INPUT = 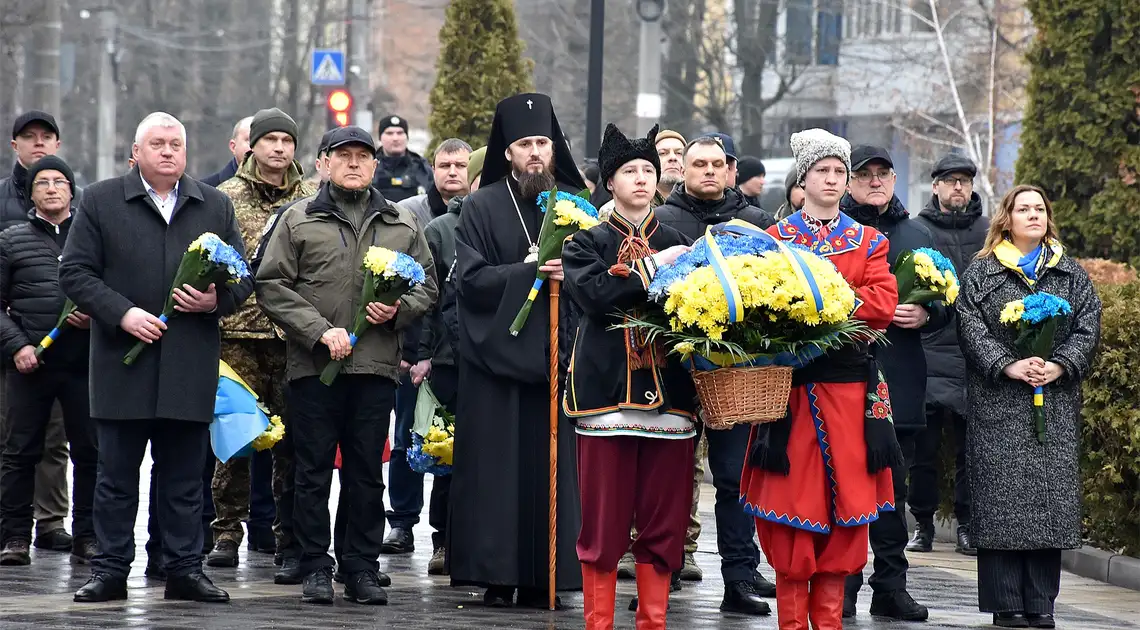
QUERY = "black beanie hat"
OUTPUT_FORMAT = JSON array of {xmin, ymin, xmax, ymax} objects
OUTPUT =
[
  {"xmin": 737, "ymin": 156, "xmax": 766, "ymax": 183},
  {"xmin": 598, "ymin": 123, "xmax": 661, "ymax": 187},
  {"xmin": 249, "ymin": 108, "xmax": 299, "ymax": 149},
  {"xmin": 379, "ymin": 115, "xmax": 408, "ymax": 135},
  {"xmin": 25, "ymin": 155, "xmax": 75, "ymax": 199}
]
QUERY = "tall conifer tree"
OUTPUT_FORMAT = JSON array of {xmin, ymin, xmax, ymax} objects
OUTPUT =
[
  {"xmin": 427, "ymin": 0, "xmax": 535, "ymax": 156},
  {"xmin": 1016, "ymin": 0, "xmax": 1140, "ymax": 266}
]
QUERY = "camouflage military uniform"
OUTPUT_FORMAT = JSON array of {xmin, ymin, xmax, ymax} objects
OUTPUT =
[{"xmin": 212, "ymin": 156, "xmax": 316, "ymax": 549}]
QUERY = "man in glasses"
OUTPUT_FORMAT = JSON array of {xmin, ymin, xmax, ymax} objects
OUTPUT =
[
  {"xmin": 0, "ymin": 156, "xmax": 98, "ymax": 567},
  {"xmin": 839, "ymin": 145, "xmax": 950, "ymax": 622},
  {"xmin": 907, "ymin": 155, "xmax": 988, "ymax": 558}
]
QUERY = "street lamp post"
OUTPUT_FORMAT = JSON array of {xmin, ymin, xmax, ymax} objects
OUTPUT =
[
  {"xmin": 585, "ymin": 0, "xmax": 605, "ymax": 158},
  {"xmin": 635, "ymin": 0, "xmax": 665, "ymax": 137}
]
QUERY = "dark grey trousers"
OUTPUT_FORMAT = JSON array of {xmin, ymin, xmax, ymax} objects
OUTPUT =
[{"xmin": 977, "ymin": 548, "xmax": 1062, "ymax": 614}]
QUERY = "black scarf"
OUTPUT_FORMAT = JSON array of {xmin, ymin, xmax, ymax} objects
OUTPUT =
[
  {"xmin": 427, "ymin": 184, "xmax": 448, "ymax": 217},
  {"xmin": 748, "ymin": 345, "xmax": 904, "ymax": 475}
]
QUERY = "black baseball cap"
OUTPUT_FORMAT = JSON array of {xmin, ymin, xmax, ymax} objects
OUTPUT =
[
  {"xmin": 325, "ymin": 126, "xmax": 376, "ymax": 155},
  {"xmin": 12, "ymin": 110, "xmax": 60, "ymax": 139},
  {"xmin": 700, "ymin": 132, "xmax": 737, "ymax": 161},
  {"xmin": 851, "ymin": 145, "xmax": 894, "ymax": 171},
  {"xmin": 317, "ymin": 129, "xmax": 337, "ymax": 156}
]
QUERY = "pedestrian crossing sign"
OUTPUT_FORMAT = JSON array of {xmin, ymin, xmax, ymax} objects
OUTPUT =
[{"xmin": 311, "ymin": 49, "xmax": 346, "ymax": 86}]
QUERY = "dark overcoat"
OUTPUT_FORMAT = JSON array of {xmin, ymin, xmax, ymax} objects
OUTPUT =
[
  {"xmin": 957, "ymin": 253, "xmax": 1101, "ymax": 550},
  {"xmin": 59, "ymin": 168, "xmax": 252, "ymax": 423}
]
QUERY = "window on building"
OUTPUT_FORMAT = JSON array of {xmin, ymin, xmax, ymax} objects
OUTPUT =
[
  {"xmin": 816, "ymin": 0, "xmax": 842, "ymax": 65},
  {"xmin": 786, "ymin": 0, "xmax": 814, "ymax": 65},
  {"xmin": 911, "ymin": 0, "xmax": 935, "ymax": 32}
]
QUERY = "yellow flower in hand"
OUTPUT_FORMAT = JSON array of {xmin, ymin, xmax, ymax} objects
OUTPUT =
[{"xmin": 1000, "ymin": 300, "xmax": 1025, "ymax": 325}]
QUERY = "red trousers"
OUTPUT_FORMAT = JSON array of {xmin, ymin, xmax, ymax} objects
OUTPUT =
[
  {"xmin": 757, "ymin": 519, "xmax": 869, "ymax": 581},
  {"xmin": 576, "ymin": 434, "xmax": 694, "ymax": 574}
]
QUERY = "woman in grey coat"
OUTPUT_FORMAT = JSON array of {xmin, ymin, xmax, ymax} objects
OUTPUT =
[{"xmin": 957, "ymin": 184, "xmax": 1101, "ymax": 629}]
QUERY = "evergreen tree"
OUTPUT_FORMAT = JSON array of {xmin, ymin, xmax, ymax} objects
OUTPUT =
[
  {"xmin": 1015, "ymin": 0, "xmax": 1140, "ymax": 267},
  {"xmin": 427, "ymin": 0, "xmax": 535, "ymax": 157}
]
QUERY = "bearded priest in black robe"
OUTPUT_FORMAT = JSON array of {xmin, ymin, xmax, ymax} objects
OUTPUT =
[{"xmin": 448, "ymin": 93, "xmax": 586, "ymax": 608}]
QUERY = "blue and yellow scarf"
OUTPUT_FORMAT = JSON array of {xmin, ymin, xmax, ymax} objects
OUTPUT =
[{"xmin": 993, "ymin": 238, "xmax": 1063, "ymax": 286}]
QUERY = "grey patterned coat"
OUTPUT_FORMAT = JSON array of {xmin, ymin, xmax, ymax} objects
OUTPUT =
[{"xmin": 957, "ymin": 253, "xmax": 1101, "ymax": 550}]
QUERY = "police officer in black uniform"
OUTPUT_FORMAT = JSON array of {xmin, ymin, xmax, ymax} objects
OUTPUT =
[{"xmin": 370, "ymin": 115, "xmax": 432, "ymax": 204}]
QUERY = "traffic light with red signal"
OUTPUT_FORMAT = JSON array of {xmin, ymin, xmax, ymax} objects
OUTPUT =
[{"xmin": 327, "ymin": 89, "xmax": 352, "ymax": 128}]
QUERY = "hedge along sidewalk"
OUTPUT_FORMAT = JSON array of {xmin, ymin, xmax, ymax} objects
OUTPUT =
[{"xmin": 916, "ymin": 513, "xmax": 1140, "ymax": 593}]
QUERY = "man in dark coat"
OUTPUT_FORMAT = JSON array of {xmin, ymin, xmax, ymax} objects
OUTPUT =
[
  {"xmin": 449, "ymin": 93, "xmax": 584, "ymax": 608},
  {"xmin": 371, "ymin": 115, "xmax": 433, "ymax": 203},
  {"xmin": 839, "ymin": 145, "xmax": 950, "ymax": 622},
  {"xmin": 198, "ymin": 116, "xmax": 252, "ymax": 188},
  {"xmin": 906, "ymin": 154, "xmax": 989, "ymax": 556},
  {"xmin": 0, "ymin": 156, "xmax": 97, "ymax": 567},
  {"xmin": 654, "ymin": 135, "xmax": 775, "ymax": 617},
  {"xmin": 60, "ymin": 112, "xmax": 252, "ymax": 604},
  {"xmin": 0, "ymin": 111, "xmax": 77, "ymax": 554}
]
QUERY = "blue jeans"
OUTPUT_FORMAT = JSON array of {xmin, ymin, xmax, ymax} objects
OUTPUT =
[
  {"xmin": 705, "ymin": 423, "xmax": 761, "ymax": 584},
  {"xmin": 386, "ymin": 373, "xmax": 424, "ymax": 530}
]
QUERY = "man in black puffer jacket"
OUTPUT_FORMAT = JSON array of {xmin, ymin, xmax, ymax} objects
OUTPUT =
[
  {"xmin": 839, "ymin": 146, "xmax": 950, "ymax": 623},
  {"xmin": 654, "ymin": 135, "xmax": 775, "ymax": 618},
  {"xmin": 0, "ymin": 156, "xmax": 97, "ymax": 567},
  {"xmin": 906, "ymin": 154, "xmax": 989, "ymax": 557}
]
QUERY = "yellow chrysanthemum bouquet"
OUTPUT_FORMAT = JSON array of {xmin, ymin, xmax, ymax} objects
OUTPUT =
[
  {"xmin": 409, "ymin": 381, "xmax": 454, "ymax": 475},
  {"xmin": 508, "ymin": 188, "xmax": 599, "ymax": 335},
  {"xmin": 319, "ymin": 246, "xmax": 426, "ymax": 385},
  {"xmin": 623, "ymin": 220, "xmax": 880, "ymax": 426}
]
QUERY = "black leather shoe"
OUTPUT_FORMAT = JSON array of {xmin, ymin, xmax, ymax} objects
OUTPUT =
[
  {"xmin": 164, "ymin": 571, "xmax": 230, "ymax": 602},
  {"xmin": 377, "ymin": 570, "xmax": 392, "ymax": 587},
  {"xmin": 870, "ymin": 589, "xmax": 929, "ymax": 621},
  {"xmin": 993, "ymin": 612, "xmax": 1030, "ymax": 627},
  {"xmin": 483, "ymin": 585, "xmax": 515, "ymax": 608},
  {"xmin": 0, "ymin": 539, "xmax": 31, "ymax": 565},
  {"xmin": 302, "ymin": 566, "xmax": 335, "ymax": 604},
  {"xmin": 906, "ymin": 523, "xmax": 934, "ymax": 553},
  {"xmin": 956, "ymin": 524, "xmax": 977, "ymax": 556},
  {"xmin": 274, "ymin": 556, "xmax": 302, "ymax": 585},
  {"xmin": 74, "ymin": 573, "xmax": 128, "ymax": 602},
  {"xmin": 247, "ymin": 525, "xmax": 276, "ymax": 554},
  {"xmin": 1026, "ymin": 613, "xmax": 1055, "ymax": 628},
  {"xmin": 71, "ymin": 538, "xmax": 98, "ymax": 564},
  {"xmin": 752, "ymin": 571, "xmax": 777, "ymax": 597},
  {"xmin": 843, "ymin": 592, "xmax": 857, "ymax": 618},
  {"xmin": 343, "ymin": 570, "xmax": 389, "ymax": 605},
  {"xmin": 34, "ymin": 528, "xmax": 73, "ymax": 551},
  {"xmin": 517, "ymin": 588, "xmax": 563, "ymax": 610},
  {"xmin": 380, "ymin": 527, "xmax": 414, "ymax": 554},
  {"xmin": 720, "ymin": 580, "xmax": 772, "ymax": 616}
]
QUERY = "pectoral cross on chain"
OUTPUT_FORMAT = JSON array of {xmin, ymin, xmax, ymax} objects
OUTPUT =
[{"xmin": 526, "ymin": 99, "xmax": 533, "ymax": 110}]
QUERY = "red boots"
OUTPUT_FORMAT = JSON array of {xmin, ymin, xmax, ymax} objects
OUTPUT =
[
  {"xmin": 581, "ymin": 563, "xmax": 618, "ymax": 630},
  {"xmin": 775, "ymin": 572, "xmax": 845, "ymax": 629},
  {"xmin": 634, "ymin": 563, "xmax": 671, "ymax": 629},
  {"xmin": 808, "ymin": 573, "xmax": 846, "ymax": 630},
  {"xmin": 775, "ymin": 573, "xmax": 811, "ymax": 630}
]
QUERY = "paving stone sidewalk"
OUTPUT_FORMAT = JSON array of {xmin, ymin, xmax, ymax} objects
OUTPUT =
[{"xmin": 1, "ymin": 458, "xmax": 1137, "ymax": 629}]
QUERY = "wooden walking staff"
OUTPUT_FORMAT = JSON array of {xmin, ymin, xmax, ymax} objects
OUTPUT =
[{"xmin": 547, "ymin": 279, "xmax": 560, "ymax": 611}]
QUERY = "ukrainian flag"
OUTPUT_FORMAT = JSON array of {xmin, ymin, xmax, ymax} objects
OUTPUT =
[{"xmin": 211, "ymin": 360, "xmax": 270, "ymax": 463}]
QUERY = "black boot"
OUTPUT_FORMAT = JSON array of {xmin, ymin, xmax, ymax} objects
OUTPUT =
[
  {"xmin": 955, "ymin": 524, "xmax": 977, "ymax": 556},
  {"xmin": 1026, "ymin": 613, "xmax": 1055, "ymax": 628},
  {"xmin": 34, "ymin": 529, "xmax": 73, "ymax": 551},
  {"xmin": 206, "ymin": 540, "xmax": 239, "ymax": 567},
  {"xmin": 165, "ymin": 571, "xmax": 230, "ymax": 602},
  {"xmin": 275, "ymin": 556, "xmax": 303, "ymax": 585},
  {"xmin": 343, "ymin": 570, "xmax": 389, "ymax": 605},
  {"xmin": 720, "ymin": 580, "xmax": 772, "ymax": 616},
  {"xmin": 301, "ymin": 566, "xmax": 335, "ymax": 604},
  {"xmin": 869, "ymin": 589, "xmax": 929, "ymax": 621},
  {"xmin": 905, "ymin": 522, "xmax": 934, "ymax": 553},
  {"xmin": 0, "ymin": 539, "xmax": 31, "ymax": 566},
  {"xmin": 483, "ymin": 585, "xmax": 515, "ymax": 608},
  {"xmin": 380, "ymin": 527, "xmax": 414, "ymax": 554},
  {"xmin": 74, "ymin": 573, "xmax": 128, "ymax": 602},
  {"xmin": 71, "ymin": 538, "xmax": 98, "ymax": 565}
]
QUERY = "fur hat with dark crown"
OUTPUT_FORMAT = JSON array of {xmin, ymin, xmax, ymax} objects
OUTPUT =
[{"xmin": 598, "ymin": 123, "xmax": 661, "ymax": 186}]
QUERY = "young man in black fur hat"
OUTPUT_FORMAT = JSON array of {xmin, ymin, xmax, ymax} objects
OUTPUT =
[{"xmin": 562, "ymin": 123, "xmax": 694, "ymax": 629}]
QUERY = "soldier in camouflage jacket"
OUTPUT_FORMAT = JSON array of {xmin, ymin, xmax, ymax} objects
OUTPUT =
[{"xmin": 206, "ymin": 108, "xmax": 317, "ymax": 570}]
